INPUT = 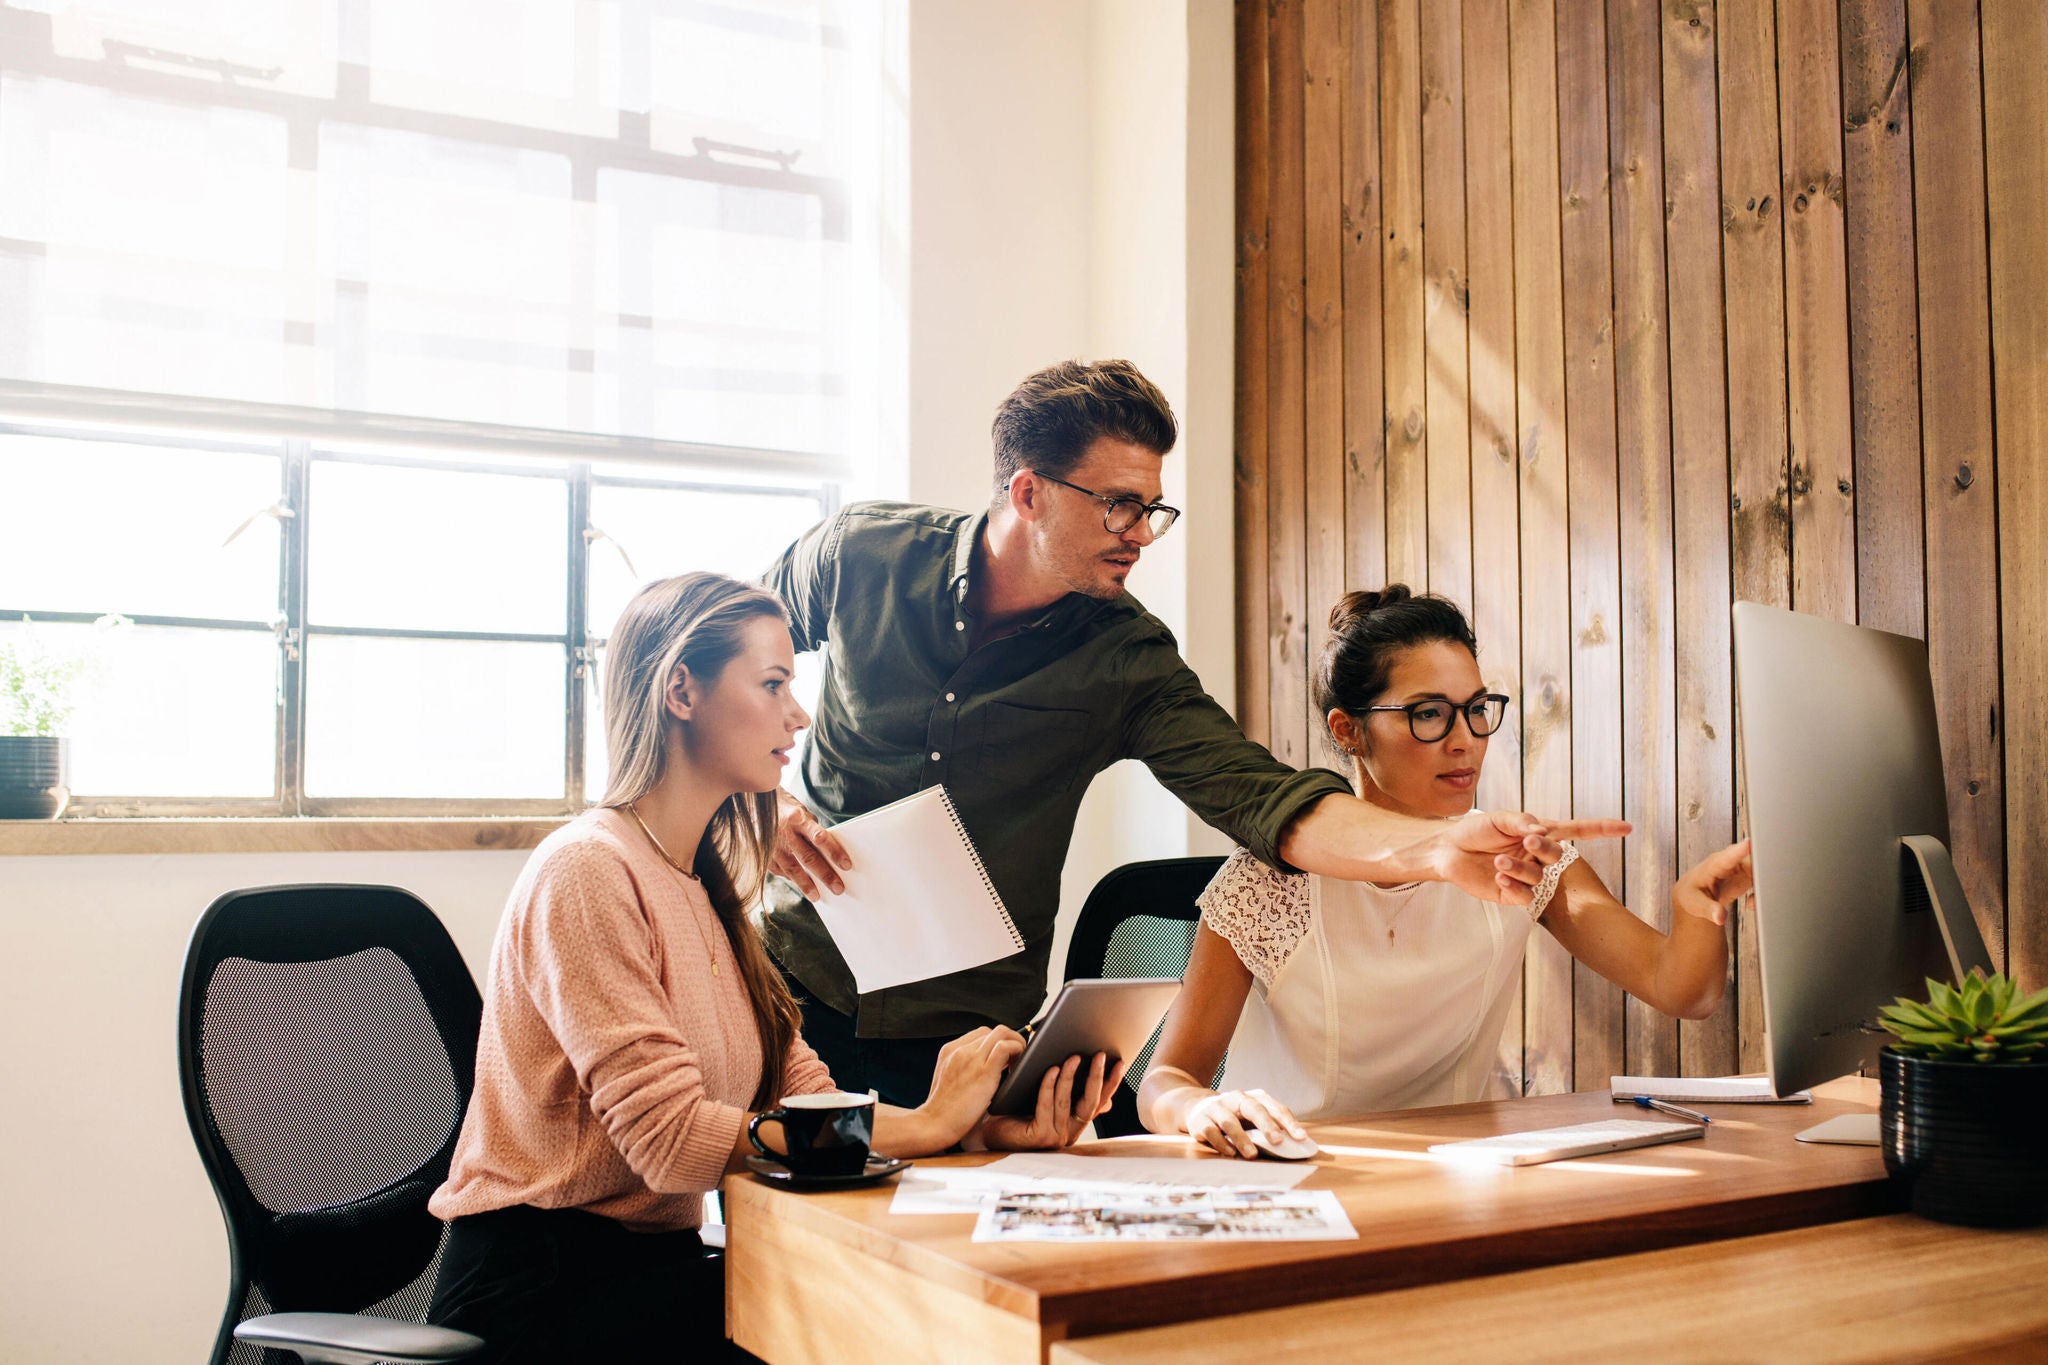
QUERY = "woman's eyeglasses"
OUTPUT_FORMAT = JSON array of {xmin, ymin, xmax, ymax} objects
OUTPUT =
[{"xmin": 1362, "ymin": 693, "xmax": 1511, "ymax": 743}]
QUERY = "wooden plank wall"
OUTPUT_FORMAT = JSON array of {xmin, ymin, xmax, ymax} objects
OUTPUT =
[{"xmin": 1234, "ymin": 0, "xmax": 2040, "ymax": 1090}]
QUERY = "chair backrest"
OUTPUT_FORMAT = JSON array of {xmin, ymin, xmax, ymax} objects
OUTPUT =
[
  {"xmin": 1062, "ymin": 856, "xmax": 1226, "ymax": 1138},
  {"xmin": 179, "ymin": 885, "xmax": 483, "ymax": 1365}
]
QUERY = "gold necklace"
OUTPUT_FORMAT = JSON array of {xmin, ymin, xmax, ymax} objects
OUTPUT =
[
  {"xmin": 1383, "ymin": 893, "xmax": 1417, "ymax": 942},
  {"xmin": 626, "ymin": 803, "xmax": 721, "ymax": 976}
]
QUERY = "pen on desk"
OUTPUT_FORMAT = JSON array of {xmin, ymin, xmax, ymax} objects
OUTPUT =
[{"xmin": 1616, "ymin": 1095, "xmax": 1711, "ymax": 1125}]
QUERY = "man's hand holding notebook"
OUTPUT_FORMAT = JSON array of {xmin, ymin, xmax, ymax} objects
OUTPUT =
[{"xmin": 808, "ymin": 785, "xmax": 1025, "ymax": 992}]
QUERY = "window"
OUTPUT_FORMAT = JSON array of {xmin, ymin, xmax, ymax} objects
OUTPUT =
[
  {"xmin": 0, "ymin": 0, "xmax": 896, "ymax": 816},
  {"xmin": 0, "ymin": 0, "xmax": 886, "ymax": 461},
  {"xmin": 0, "ymin": 423, "xmax": 832, "ymax": 816}
]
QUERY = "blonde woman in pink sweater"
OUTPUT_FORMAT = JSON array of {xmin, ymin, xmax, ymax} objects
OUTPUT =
[{"xmin": 428, "ymin": 572, "xmax": 1116, "ymax": 1363}]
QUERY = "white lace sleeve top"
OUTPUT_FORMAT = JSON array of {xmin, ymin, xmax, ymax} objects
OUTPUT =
[
  {"xmin": 1196, "ymin": 848, "xmax": 1312, "ymax": 988},
  {"xmin": 1192, "ymin": 846, "xmax": 1537, "ymax": 1119}
]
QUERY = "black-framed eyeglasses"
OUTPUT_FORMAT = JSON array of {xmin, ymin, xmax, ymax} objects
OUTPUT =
[
  {"xmin": 1362, "ymin": 693, "xmax": 1511, "ymax": 743},
  {"xmin": 1024, "ymin": 470, "xmax": 1182, "ymax": 537}
]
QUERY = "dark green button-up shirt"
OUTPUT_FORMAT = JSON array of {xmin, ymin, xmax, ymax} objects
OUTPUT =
[{"xmin": 759, "ymin": 501, "xmax": 1351, "ymax": 1038}]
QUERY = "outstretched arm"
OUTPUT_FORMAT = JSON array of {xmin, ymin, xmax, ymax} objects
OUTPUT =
[
  {"xmin": 1278, "ymin": 794, "xmax": 1634, "ymax": 907},
  {"xmin": 1537, "ymin": 838, "xmax": 1752, "ymax": 1021}
]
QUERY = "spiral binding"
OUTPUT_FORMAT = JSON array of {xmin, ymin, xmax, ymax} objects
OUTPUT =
[{"xmin": 937, "ymin": 785, "xmax": 1024, "ymax": 950}]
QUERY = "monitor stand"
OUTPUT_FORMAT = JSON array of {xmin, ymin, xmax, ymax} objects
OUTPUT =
[
  {"xmin": 1795, "ymin": 1113, "xmax": 1880, "ymax": 1144},
  {"xmin": 1900, "ymin": 835, "xmax": 1995, "ymax": 981},
  {"xmin": 1793, "ymin": 836, "xmax": 1992, "ymax": 1146}
]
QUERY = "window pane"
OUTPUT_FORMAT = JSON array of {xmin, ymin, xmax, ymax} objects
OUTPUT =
[
  {"xmin": 364, "ymin": 0, "xmax": 614, "ymax": 135},
  {"xmin": 586, "ymin": 484, "xmax": 823, "ymax": 636},
  {"xmin": 303, "ymin": 635, "xmax": 565, "ymax": 798},
  {"xmin": 594, "ymin": 169, "xmax": 848, "ymax": 455},
  {"xmin": 319, "ymin": 125, "xmax": 579, "ymax": 429},
  {"xmin": 307, "ymin": 459, "xmax": 568, "ymax": 635},
  {"xmin": 0, "ymin": 618, "xmax": 277, "ymax": 798},
  {"xmin": 0, "ymin": 437, "xmax": 281, "ymax": 621}
]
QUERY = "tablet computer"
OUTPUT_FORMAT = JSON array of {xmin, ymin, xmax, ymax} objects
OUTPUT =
[{"xmin": 987, "ymin": 977, "xmax": 1182, "ymax": 1117}]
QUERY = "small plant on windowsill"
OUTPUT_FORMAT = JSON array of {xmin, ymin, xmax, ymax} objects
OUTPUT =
[
  {"xmin": 0, "ymin": 617, "xmax": 96, "ymax": 820},
  {"xmin": 1877, "ymin": 969, "xmax": 2048, "ymax": 1228}
]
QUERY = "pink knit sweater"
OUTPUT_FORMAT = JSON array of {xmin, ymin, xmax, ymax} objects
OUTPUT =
[{"xmin": 430, "ymin": 807, "xmax": 833, "ymax": 1231}]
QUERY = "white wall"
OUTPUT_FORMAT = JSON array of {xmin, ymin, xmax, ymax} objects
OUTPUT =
[
  {"xmin": 0, "ymin": 5, "xmax": 1236, "ymax": 1360},
  {"xmin": 1057, "ymin": 0, "xmax": 1239, "ymax": 972},
  {"xmin": 902, "ymin": 0, "xmax": 1236, "ymax": 982},
  {"xmin": 0, "ymin": 852, "xmax": 525, "ymax": 1364}
]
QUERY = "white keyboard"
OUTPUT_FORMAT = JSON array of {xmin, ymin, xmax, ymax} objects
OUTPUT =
[{"xmin": 1427, "ymin": 1118, "xmax": 1705, "ymax": 1166}]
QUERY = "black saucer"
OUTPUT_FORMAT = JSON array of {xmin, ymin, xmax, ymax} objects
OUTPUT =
[{"xmin": 745, "ymin": 1153, "xmax": 912, "ymax": 1189}]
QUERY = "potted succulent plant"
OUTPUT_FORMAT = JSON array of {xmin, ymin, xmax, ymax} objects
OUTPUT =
[
  {"xmin": 1878, "ymin": 969, "xmax": 2048, "ymax": 1228},
  {"xmin": 0, "ymin": 619, "xmax": 89, "ymax": 820}
]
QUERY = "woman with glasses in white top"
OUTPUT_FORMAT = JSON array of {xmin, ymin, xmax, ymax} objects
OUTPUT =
[{"xmin": 1138, "ymin": 586, "xmax": 1754, "ymax": 1157}]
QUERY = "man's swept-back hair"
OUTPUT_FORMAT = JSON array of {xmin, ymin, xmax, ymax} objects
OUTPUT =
[
  {"xmin": 990, "ymin": 359, "xmax": 1179, "ymax": 496},
  {"xmin": 598, "ymin": 571, "xmax": 803, "ymax": 1108}
]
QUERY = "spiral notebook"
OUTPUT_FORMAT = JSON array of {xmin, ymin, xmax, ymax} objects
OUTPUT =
[
  {"xmin": 1609, "ymin": 1074, "xmax": 1813, "ymax": 1104},
  {"xmin": 809, "ymin": 784, "xmax": 1025, "ymax": 993}
]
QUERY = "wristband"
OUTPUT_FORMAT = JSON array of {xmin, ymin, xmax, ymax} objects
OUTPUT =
[{"xmin": 1526, "ymin": 842, "xmax": 1580, "ymax": 923}]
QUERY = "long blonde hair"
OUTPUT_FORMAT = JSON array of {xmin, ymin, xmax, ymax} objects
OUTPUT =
[{"xmin": 600, "ymin": 571, "xmax": 803, "ymax": 1108}]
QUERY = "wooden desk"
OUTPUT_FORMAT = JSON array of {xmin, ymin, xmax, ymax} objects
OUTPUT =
[
  {"xmin": 1048, "ymin": 1214, "xmax": 2048, "ymax": 1364},
  {"xmin": 725, "ymin": 1079, "xmax": 1893, "ymax": 1365}
]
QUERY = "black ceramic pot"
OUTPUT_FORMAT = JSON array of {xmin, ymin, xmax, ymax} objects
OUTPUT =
[
  {"xmin": 0, "ymin": 735, "xmax": 69, "ymax": 819},
  {"xmin": 1880, "ymin": 1047, "xmax": 2048, "ymax": 1228}
]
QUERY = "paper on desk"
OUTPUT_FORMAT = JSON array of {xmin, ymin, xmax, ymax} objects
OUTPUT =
[
  {"xmin": 1610, "ymin": 1074, "xmax": 1813, "ymax": 1104},
  {"xmin": 984, "ymin": 1152, "xmax": 1315, "ymax": 1188},
  {"xmin": 972, "ymin": 1187, "xmax": 1356, "ymax": 1244},
  {"xmin": 888, "ymin": 1152, "xmax": 1312, "ymax": 1216}
]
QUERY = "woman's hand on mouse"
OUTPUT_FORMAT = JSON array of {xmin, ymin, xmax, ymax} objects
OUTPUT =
[{"xmin": 1184, "ymin": 1088, "xmax": 1307, "ymax": 1158}]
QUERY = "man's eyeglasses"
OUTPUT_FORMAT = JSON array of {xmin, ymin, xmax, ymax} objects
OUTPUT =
[
  {"xmin": 1361, "ymin": 693, "xmax": 1511, "ymax": 743},
  {"xmin": 1024, "ymin": 470, "xmax": 1182, "ymax": 538}
]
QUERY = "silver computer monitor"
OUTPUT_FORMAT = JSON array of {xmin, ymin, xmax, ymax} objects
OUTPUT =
[{"xmin": 1732, "ymin": 601, "xmax": 1994, "ymax": 1097}]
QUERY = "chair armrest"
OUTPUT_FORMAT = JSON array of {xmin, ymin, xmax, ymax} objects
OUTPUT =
[{"xmin": 233, "ymin": 1312, "xmax": 483, "ymax": 1364}]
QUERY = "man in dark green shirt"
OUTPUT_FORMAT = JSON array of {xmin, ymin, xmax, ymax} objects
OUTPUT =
[{"xmin": 760, "ymin": 360, "xmax": 1624, "ymax": 1105}]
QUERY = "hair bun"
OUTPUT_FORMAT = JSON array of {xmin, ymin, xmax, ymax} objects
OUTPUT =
[{"xmin": 1328, "ymin": 584, "xmax": 1414, "ymax": 633}]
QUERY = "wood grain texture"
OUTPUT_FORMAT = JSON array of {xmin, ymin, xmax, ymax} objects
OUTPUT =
[
  {"xmin": 1234, "ymin": 0, "xmax": 1272, "ymax": 749},
  {"xmin": 1051, "ymin": 1216, "xmax": 2048, "ymax": 1365},
  {"xmin": 1840, "ymin": 0, "xmax": 1926, "ymax": 641},
  {"xmin": 1907, "ymin": 0, "xmax": 2006, "ymax": 969},
  {"xmin": 1462, "ymin": 0, "xmax": 1525, "ymax": 1087},
  {"xmin": 1342, "ymin": 0, "xmax": 1388, "ymax": 596},
  {"xmin": 1716, "ymin": 0, "xmax": 1791, "ymax": 1076},
  {"xmin": 1420, "ymin": 0, "xmax": 1472, "ymax": 613},
  {"xmin": 1381, "ymin": 0, "xmax": 1428, "ymax": 588},
  {"xmin": 1556, "ymin": 0, "xmax": 1624, "ymax": 1089},
  {"xmin": 1509, "ymin": 0, "xmax": 1575, "ymax": 1098},
  {"xmin": 728, "ymin": 1081, "xmax": 1891, "ymax": 1361},
  {"xmin": 1660, "ymin": 0, "xmax": 1731, "ymax": 1078},
  {"xmin": 1304, "ymin": 0, "xmax": 1349, "ymax": 743},
  {"xmin": 1606, "ymin": 0, "xmax": 1682, "ymax": 1081},
  {"xmin": 1267, "ymin": 0, "xmax": 1311, "ymax": 769},
  {"xmin": 728, "ymin": 1200, "xmax": 1050, "ymax": 1365},
  {"xmin": 1778, "ymin": 0, "xmax": 1857, "ymax": 624},
  {"xmin": 1982, "ymin": 0, "xmax": 2048, "ymax": 990},
  {"xmin": 1236, "ymin": 0, "xmax": 2040, "ymax": 1073}
]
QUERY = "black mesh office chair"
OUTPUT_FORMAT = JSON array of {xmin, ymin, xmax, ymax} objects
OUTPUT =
[
  {"xmin": 1062, "ymin": 856, "xmax": 1227, "ymax": 1138},
  {"xmin": 178, "ymin": 884, "xmax": 487, "ymax": 1365}
]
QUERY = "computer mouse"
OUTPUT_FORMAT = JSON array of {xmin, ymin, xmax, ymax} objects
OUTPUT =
[{"xmin": 1246, "ymin": 1128, "xmax": 1319, "ymax": 1161}]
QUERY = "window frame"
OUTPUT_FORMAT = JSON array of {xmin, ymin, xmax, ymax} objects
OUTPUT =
[{"xmin": 0, "ymin": 415, "xmax": 836, "ymax": 819}]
